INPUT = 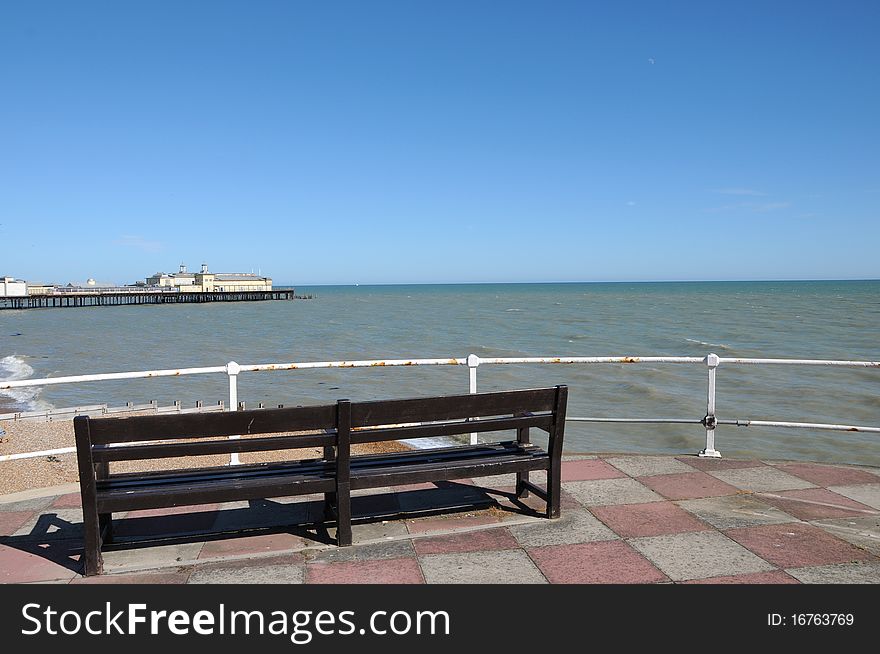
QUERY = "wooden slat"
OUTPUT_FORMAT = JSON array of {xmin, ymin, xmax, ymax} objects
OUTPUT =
[
  {"xmin": 349, "ymin": 413, "xmax": 552, "ymax": 444},
  {"xmin": 92, "ymin": 432, "xmax": 335, "ymax": 462},
  {"xmin": 350, "ymin": 387, "xmax": 558, "ymax": 427},
  {"xmin": 350, "ymin": 454, "xmax": 550, "ymax": 490},
  {"xmin": 88, "ymin": 404, "xmax": 337, "ymax": 444},
  {"xmin": 97, "ymin": 475, "xmax": 335, "ymax": 513},
  {"xmin": 349, "ymin": 441, "xmax": 539, "ymax": 468},
  {"xmin": 546, "ymin": 385, "xmax": 568, "ymax": 518},
  {"xmin": 98, "ymin": 458, "xmax": 332, "ymax": 491}
]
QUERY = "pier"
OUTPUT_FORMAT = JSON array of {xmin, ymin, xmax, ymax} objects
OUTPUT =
[{"xmin": 0, "ymin": 288, "xmax": 307, "ymax": 310}]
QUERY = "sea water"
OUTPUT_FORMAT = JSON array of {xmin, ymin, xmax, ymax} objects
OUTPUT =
[{"xmin": 1, "ymin": 281, "xmax": 878, "ymax": 465}]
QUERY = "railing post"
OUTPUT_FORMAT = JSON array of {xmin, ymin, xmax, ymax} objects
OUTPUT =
[
  {"xmin": 226, "ymin": 361, "xmax": 241, "ymax": 465},
  {"xmin": 700, "ymin": 353, "xmax": 722, "ymax": 458},
  {"xmin": 467, "ymin": 354, "xmax": 480, "ymax": 444}
]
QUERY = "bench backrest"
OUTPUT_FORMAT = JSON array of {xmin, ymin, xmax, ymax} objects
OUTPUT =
[
  {"xmin": 74, "ymin": 404, "xmax": 339, "ymax": 464},
  {"xmin": 73, "ymin": 385, "xmax": 567, "ymax": 477}
]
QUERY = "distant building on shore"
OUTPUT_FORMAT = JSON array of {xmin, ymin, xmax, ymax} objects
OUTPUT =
[
  {"xmin": 0, "ymin": 276, "xmax": 27, "ymax": 297},
  {"xmin": 144, "ymin": 263, "xmax": 272, "ymax": 292}
]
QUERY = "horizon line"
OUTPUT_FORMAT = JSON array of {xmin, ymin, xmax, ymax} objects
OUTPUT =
[{"xmin": 282, "ymin": 277, "xmax": 880, "ymax": 287}]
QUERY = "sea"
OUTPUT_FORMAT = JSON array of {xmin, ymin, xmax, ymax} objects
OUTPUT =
[{"xmin": 1, "ymin": 281, "xmax": 878, "ymax": 466}]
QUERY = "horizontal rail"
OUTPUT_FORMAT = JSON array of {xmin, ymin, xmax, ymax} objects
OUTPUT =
[
  {"xmin": 2, "ymin": 353, "xmax": 878, "ymax": 466},
  {"xmin": 476, "ymin": 356, "xmax": 705, "ymax": 365},
  {"xmin": 5, "ymin": 355, "xmax": 879, "ymax": 392},
  {"xmin": 719, "ymin": 419, "xmax": 880, "ymax": 433},
  {"xmin": 719, "ymin": 358, "xmax": 880, "ymax": 367},
  {"xmin": 0, "ymin": 447, "xmax": 76, "ymax": 461},
  {"xmin": 241, "ymin": 358, "xmax": 465, "ymax": 372},
  {"xmin": 568, "ymin": 417, "xmax": 703, "ymax": 424},
  {"xmin": 1, "ymin": 365, "xmax": 227, "ymax": 389}
]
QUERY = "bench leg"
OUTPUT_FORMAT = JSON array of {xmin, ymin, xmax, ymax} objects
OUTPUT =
[
  {"xmin": 516, "ymin": 471, "xmax": 530, "ymax": 498},
  {"xmin": 81, "ymin": 504, "xmax": 104, "ymax": 576},
  {"xmin": 335, "ymin": 483, "xmax": 352, "ymax": 547},
  {"xmin": 546, "ymin": 461, "xmax": 561, "ymax": 519}
]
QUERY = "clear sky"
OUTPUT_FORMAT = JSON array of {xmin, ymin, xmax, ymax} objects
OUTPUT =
[{"xmin": 1, "ymin": 1, "xmax": 878, "ymax": 285}]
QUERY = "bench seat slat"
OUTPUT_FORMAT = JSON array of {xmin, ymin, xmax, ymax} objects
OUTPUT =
[
  {"xmin": 98, "ymin": 458, "xmax": 331, "ymax": 490},
  {"xmin": 350, "ymin": 452, "xmax": 549, "ymax": 490},
  {"xmin": 97, "ymin": 475, "xmax": 335, "ymax": 513},
  {"xmin": 98, "ymin": 442, "xmax": 542, "ymax": 491}
]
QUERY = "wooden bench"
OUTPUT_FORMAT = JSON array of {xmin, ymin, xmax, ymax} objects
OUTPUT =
[{"xmin": 74, "ymin": 385, "xmax": 568, "ymax": 576}]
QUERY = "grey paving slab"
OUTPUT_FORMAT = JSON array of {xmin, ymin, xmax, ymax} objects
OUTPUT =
[
  {"xmin": 811, "ymin": 514, "xmax": 880, "ymax": 556},
  {"xmin": 509, "ymin": 509, "xmax": 617, "ymax": 547},
  {"xmin": 311, "ymin": 538, "xmax": 414, "ymax": 563},
  {"xmin": 826, "ymin": 484, "xmax": 880, "ymax": 510},
  {"xmin": 677, "ymin": 495, "xmax": 798, "ymax": 530},
  {"xmin": 630, "ymin": 531, "xmax": 775, "ymax": 581},
  {"xmin": 606, "ymin": 456, "xmax": 695, "ymax": 477},
  {"xmin": 786, "ymin": 561, "xmax": 880, "ymax": 584},
  {"xmin": 471, "ymin": 470, "xmax": 547, "ymax": 488},
  {"xmin": 13, "ymin": 509, "xmax": 84, "ymax": 541},
  {"xmin": 709, "ymin": 467, "xmax": 816, "ymax": 493},
  {"xmin": 102, "ymin": 542, "xmax": 204, "ymax": 573},
  {"xmin": 419, "ymin": 549, "xmax": 547, "ymax": 584},
  {"xmin": 563, "ymin": 478, "xmax": 664, "ymax": 507},
  {"xmin": 0, "ymin": 496, "xmax": 54, "ymax": 513},
  {"xmin": 188, "ymin": 563, "xmax": 305, "ymax": 584}
]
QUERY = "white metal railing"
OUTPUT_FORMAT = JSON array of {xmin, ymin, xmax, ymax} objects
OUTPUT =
[{"xmin": 1, "ymin": 353, "xmax": 878, "ymax": 464}]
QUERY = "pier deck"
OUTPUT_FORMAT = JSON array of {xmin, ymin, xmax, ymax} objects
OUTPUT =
[
  {"xmin": 1, "ymin": 454, "xmax": 878, "ymax": 584},
  {"xmin": 0, "ymin": 289, "xmax": 302, "ymax": 310}
]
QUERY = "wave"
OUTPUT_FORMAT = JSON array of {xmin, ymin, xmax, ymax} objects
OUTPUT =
[
  {"xmin": 0, "ymin": 355, "xmax": 53, "ymax": 412},
  {"xmin": 684, "ymin": 338, "xmax": 731, "ymax": 350}
]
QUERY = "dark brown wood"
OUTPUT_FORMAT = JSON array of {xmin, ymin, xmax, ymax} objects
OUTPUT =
[
  {"xmin": 88, "ymin": 404, "xmax": 337, "ymax": 444},
  {"xmin": 73, "ymin": 416, "xmax": 103, "ymax": 576},
  {"xmin": 349, "ymin": 413, "xmax": 552, "ymax": 444},
  {"xmin": 351, "ymin": 388, "xmax": 557, "ymax": 427},
  {"xmin": 92, "ymin": 432, "xmax": 334, "ymax": 462},
  {"xmin": 335, "ymin": 400, "xmax": 352, "ymax": 546},
  {"xmin": 73, "ymin": 386, "xmax": 568, "ymax": 575},
  {"xmin": 546, "ymin": 385, "xmax": 568, "ymax": 519},
  {"xmin": 516, "ymin": 411, "xmax": 532, "ymax": 498}
]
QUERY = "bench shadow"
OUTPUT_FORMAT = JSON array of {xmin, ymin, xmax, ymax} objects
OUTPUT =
[
  {"xmin": 0, "ymin": 482, "xmax": 544, "ymax": 573},
  {"xmin": 0, "ymin": 512, "xmax": 87, "ymax": 574}
]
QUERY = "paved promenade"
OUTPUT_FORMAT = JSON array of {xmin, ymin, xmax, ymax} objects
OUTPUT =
[{"xmin": 1, "ymin": 454, "xmax": 879, "ymax": 584}]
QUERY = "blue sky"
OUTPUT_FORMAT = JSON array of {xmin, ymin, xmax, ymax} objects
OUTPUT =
[{"xmin": 1, "ymin": 1, "xmax": 878, "ymax": 285}]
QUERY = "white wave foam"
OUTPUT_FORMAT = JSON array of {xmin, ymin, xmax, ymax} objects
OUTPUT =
[
  {"xmin": 684, "ymin": 338, "xmax": 731, "ymax": 350},
  {"xmin": 0, "ymin": 355, "xmax": 53, "ymax": 411}
]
